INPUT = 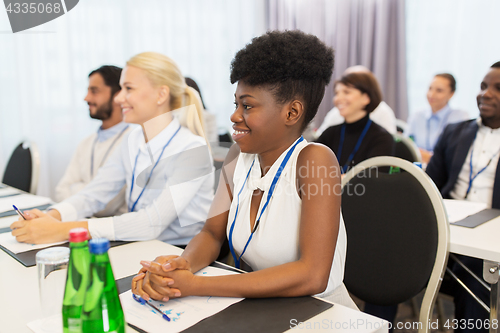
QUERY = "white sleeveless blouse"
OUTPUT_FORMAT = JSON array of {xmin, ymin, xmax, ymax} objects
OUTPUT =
[{"xmin": 227, "ymin": 138, "xmax": 347, "ymax": 297}]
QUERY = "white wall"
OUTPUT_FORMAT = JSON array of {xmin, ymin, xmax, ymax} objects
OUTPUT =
[
  {"xmin": 406, "ymin": 0, "xmax": 500, "ymax": 119},
  {"xmin": 0, "ymin": 0, "xmax": 266, "ymax": 198}
]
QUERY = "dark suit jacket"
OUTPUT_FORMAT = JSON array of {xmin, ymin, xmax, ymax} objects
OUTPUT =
[{"xmin": 426, "ymin": 119, "xmax": 500, "ymax": 209}]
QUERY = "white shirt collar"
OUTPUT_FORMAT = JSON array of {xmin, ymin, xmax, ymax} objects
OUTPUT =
[
  {"xmin": 477, "ymin": 117, "xmax": 500, "ymax": 133},
  {"xmin": 427, "ymin": 104, "xmax": 451, "ymax": 120},
  {"xmin": 97, "ymin": 121, "xmax": 129, "ymax": 143}
]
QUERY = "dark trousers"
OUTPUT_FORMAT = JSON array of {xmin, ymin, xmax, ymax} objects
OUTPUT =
[{"xmin": 364, "ymin": 303, "xmax": 397, "ymax": 332}]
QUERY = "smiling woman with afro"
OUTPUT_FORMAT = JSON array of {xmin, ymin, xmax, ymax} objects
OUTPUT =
[{"xmin": 132, "ymin": 30, "xmax": 357, "ymax": 311}]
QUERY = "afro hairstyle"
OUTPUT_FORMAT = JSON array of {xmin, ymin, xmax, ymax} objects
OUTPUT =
[{"xmin": 230, "ymin": 30, "xmax": 334, "ymax": 131}]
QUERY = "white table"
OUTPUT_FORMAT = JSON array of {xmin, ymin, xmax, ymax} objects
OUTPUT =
[{"xmin": 0, "ymin": 233, "xmax": 387, "ymax": 333}]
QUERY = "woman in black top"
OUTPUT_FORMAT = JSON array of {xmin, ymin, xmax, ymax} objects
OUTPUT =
[{"xmin": 316, "ymin": 72, "xmax": 394, "ymax": 172}]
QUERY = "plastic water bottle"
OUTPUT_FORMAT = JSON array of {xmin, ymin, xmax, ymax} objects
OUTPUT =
[
  {"xmin": 81, "ymin": 238, "xmax": 125, "ymax": 333},
  {"xmin": 62, "ymin": 228, "xmax": 90, "ymax": 333}
]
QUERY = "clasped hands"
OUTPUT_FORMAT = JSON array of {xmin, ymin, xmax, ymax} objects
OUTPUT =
[
  {"xmin": 10, "ymin": 209, "xmax": 65, "ymax": 244},
  {"xmin": 132, "ymin": 255, "xmax": 197, "ymax": 302}
]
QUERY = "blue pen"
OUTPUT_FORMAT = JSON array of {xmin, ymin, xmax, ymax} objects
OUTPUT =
[
  {"xmin": 132, "ymin": 294, "xmax": 171, "ymax": 321},
  {"xmin": 12, "ymin": 205, "xmax": 26, "ymax": 220}
]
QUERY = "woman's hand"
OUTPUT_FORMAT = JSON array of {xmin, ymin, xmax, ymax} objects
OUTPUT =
[
  {"xmin": 132, "ymin": 255, "xmax": 191, "ymax": 301},
  {"xmin": 150, "ymin": 255, "xmax": 191, "ymax": 272},
  {"xmin": 141, "ymin": 261, "xmax": 199, "ymax": 299},
  {"xmin": 10, "ymin": 209, "xmax": 68, "ymax": 244},
  {"xmin": 419, "ymin": 148, "xmax": 433, "ymax": 164}
]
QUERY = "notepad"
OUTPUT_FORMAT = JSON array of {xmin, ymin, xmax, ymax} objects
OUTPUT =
[
  {"xmin": 0, "ymin": 194, "xmax": 52, "ymax": 214},
  {"xmin": 0, "ymin": 187, "xmax": 22, "ymax": 198},
  {"xmin": 0, "ymin": 215, "xmax": 20, "ymax": 229},
  {"xmin": 119, "ymin": 266, "xmax": 244, "ymax": 333},
  {"xmin": 0, "ymin": 231, "xmax": 67, "ymax": 254},
  {"xmin": 27, "ymin": 314, "xmax": 63, "ymax": 333},
  {"xmin": 443, "ymin": 199, "xmax": 488, "ymax": 223}
]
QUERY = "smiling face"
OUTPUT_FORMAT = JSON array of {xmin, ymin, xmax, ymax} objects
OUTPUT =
[
  {"xmin": 427, "ymin": 76, "xmax": 454, "ymax": 113},
  {"xmin": 231, "ymin": 81, "xmax": 301, "ymax": 154},
  {"xmin": 477, "ymin": 67, "xmax": 500, "ymax": 129},
  {"xmin": 84, "ymin": 73, "xmax": 113, "ymax": 120},
  {"xmin": 333, "ymin": 83, "xmax": 370, "ymax": 123},
  {"xmin": 114, "ymin": 65, "xmax": 167, "ymax": 125}
]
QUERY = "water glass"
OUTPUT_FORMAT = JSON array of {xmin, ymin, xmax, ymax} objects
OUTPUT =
[{"xmin": 36, "ymin": 247, "xmax": 70, "ymax": 332}]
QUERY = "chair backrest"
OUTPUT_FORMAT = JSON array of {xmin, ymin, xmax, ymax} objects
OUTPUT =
[
  {"xmin": 212, "ymin": 143, "xmax": 231, "ymax": 192},
  {"xmin": 395, "ymin": 119, "xmax": 408, "ymax": 134},
  {"xmin": 341, "ymin": 156, "xmax": 449, "ymax": 333},
  {"xmin": 218, "ymin": 127, "xmax": 234, "ymax": 144},
  {"xmin": 394, "ymin": 133, "xmax": 422, "ymax": 163},
  {"xmin": 2, "ymin": 142, "xmax": 40, "ymax": 194}
]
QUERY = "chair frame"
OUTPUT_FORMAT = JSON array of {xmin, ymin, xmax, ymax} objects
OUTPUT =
[
  {"xmin": 394, "ymin": 132, "xmax": 423, "ymax": 163},
  {"xmin": 28, "ymin": 141, "xmax": 40, "ymax": 194},
  {"xmin": 342, "ymin": 156, "xmax": 450, "ymax": 333},
  {"xmin": 395, "ymin": 118, "xmax": 408, "ymax": 133}
]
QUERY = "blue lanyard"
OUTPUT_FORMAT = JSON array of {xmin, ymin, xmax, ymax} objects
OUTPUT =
[
  {"xmin": 128, "ymin": 125, "xmax": 181, "ymax": 212},
  {"xmin": 228, "ymin": 137, "xmax": 304, "ymax": 269},
  {"xmin": 337, "ymin": 119, "xmax": 372, "ymax": 173},
  {"xmin": 465, "ymin": 133, "xmax": 500, "ymax": 199},
  {"xmin": 91, "ymin": 125, "xmax": 129, "ymax": 177}
]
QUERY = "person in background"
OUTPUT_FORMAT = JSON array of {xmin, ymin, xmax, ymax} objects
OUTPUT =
[
  {"xmin": 316, "ymin": 72, "xmax": 394, "ymax": 173},
  {"xmin": 185, "ymin": 77, "xmax": 218, "ymax": 145},
  {"xmin": 426, "ymin": 62, "xmax": 500, "ymax": 333},
  {"xmin": 55, "ymin": 66, "xmax": 132, "ymax": 217},
  {"xmin": 406, "ymin": 73, "xmax": 469, "ymax": 164},
  {"xmin": 132, "ymin": 30, "xmax": 357, "ymax": 309},
  {"xmin": 316, "ymin": 65, "xmax": 397, "ymax": 136},
  {"xmin": 11, "ymin": 52, "xmax": 214, "ymax": 246}
]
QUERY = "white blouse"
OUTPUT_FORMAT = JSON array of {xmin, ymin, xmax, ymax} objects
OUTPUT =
[
  {"xmin": 227, "ymin": 137, "xmax": 347, "ymax": 297},
  {"xmin": 52, "ymin": 118, "xmax": 214, "ymax": 245}
]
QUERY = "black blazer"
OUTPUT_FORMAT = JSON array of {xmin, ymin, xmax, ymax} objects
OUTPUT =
[{"xmin": 426, "ymin": 119, "xmax": 500, "ymax": 209}]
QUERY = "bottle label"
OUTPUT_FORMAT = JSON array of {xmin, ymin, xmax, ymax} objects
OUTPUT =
[{"xmin": 67, "ymin": 318, "xmax": 81, "ymax": 332}]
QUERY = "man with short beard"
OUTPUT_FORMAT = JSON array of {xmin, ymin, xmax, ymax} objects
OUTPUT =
[
  {"xmin": 55, "ymin": 65, "xmax": 131, "ymax": 217},
  {"xmin": 426, "ymin": 62, "xmax": 500, "ymax": 333}
]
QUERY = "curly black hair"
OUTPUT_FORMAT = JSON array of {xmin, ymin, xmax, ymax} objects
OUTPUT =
[{"xmin": 230, "ymin": 30, "xmax": 334, "ymax": 131}]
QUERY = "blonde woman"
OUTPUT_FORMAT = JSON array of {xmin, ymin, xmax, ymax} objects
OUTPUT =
[{"xmin": 11, "ymin": 52, "xmax": 214, "ymax": 246}]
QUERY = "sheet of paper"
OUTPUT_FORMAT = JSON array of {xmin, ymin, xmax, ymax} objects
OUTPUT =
[
  {"xmin": 0, "ymin": 187, "xmax": 22, "ymax": 198},
  {"xmin": 0, "ymin": 215, "xmax": 19, "ymax": 229},
  {"xmin": 0, "ymin": 193, "xmax": 52, "ymax": 213},
  {"xmin": 0, "ymin": 231, "xmax": 67, "ymax": 254},
  {"xmin": 26, "ymin": 314, "xmax": 63, "ymax": 333},
  {"xmin": 27, "ymin": 314, "xmax": 137, "ymax": 333},
  {"xmin": 120, "ymin": 265, "xmax": 244, "ymax": 333},
  {"xmin": 443, "ymin": 199, "xmax": 488, "ymax": 223}
]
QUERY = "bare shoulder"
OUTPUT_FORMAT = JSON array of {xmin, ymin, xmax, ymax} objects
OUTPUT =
[
  {"xmin": 297, "ymin": 142, "xmax": 338, "ymax": 168},
  {"xmin": 296, "ymin": 143, "xmax": 340, "ymax": 189}
]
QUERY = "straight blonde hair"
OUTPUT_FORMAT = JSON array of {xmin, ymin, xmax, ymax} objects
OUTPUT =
[{"xmin": 126, "ymin": 52, "xmax": 205, "ymax": 138}]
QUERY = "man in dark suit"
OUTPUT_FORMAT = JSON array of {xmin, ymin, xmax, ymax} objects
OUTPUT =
[{"xmin": 426, "ymin": 62, "xmax": 500, "ymax": 332}]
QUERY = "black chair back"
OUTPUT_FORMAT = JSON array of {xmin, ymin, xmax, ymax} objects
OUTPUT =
[
  {"xmin": 395, "ymin": 140, "xmax": 417, "ymax": 162},
  {"xmin": 342, "ymin": 170, "xmax": 438, "ymax": 305},
  {"xmin": 2, "ymin": 143, "xmax": 33, "ymax": 192},
  {"xmin": 393, "ymin": 134, "xmax": 422, "ymax": 163}
]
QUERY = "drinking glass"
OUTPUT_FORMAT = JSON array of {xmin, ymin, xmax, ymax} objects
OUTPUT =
[{"xmin": 36, "ymin": 247, "xmax": 70, "ymax": 332}]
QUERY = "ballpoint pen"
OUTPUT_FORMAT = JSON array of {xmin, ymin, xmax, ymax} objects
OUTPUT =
[
  {"xmin": 132, "ymin": 294, "xmax": 171, "ymax": 321},
  {"xmin": 12, "ymin": 205, "xmax": 26, "ymax": 220}
]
